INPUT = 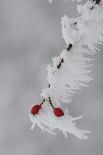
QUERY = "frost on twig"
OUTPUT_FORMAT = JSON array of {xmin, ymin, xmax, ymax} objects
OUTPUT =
[
  {"xmin": 41, "ymin": 44, "xmax": 92, "ymax": 105},
  {"xmin": 41, "ymin": 0, "xmax": 103, "ymax": 104},
  {"xmin": 30, "ymin": 0, "xmax": 103, "ymax": 139}
]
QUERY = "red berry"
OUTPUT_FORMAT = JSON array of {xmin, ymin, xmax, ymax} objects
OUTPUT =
[
  {"xmin": 31, "ymin": 104, "xmax": 41, "ymax": 115},
  {"xmin": 54, "ymin": 108, "xmax": 64, "ymax": 117}
]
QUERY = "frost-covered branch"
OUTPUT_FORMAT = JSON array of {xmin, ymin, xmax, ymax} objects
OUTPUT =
[{"xmin": 29, "ymin": 0, "xmax": 103, "ymax": 139}]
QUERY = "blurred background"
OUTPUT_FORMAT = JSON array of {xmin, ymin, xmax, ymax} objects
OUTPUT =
[{"xmin": 0, "ymin": 0, "xmax": 103, "ymax": 155}]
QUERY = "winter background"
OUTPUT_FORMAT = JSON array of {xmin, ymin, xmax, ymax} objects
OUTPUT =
[{"xmin": 0, "ymin": 0, "xmax": 103, "ymax": 155}]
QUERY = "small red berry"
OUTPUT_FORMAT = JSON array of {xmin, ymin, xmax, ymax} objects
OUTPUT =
[
  {"xmin": 54, "ymin": 108, "xmax": 64, "ymax": 117},
  {"xmin": 31, "ymin": 104, "xmax": 41, "ymax": 115}
]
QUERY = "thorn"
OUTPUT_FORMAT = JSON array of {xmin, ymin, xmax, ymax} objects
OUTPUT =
[
  {"xmin": 73, "ymin": 22, "xmax": 77, "ymax": 25},
  {"xmin": 67, "ymin": 44, "xmax": 72, "ymax": 52},
  {"xmin": 90, "ymin": 6, "xmax": 94, "ymax": 10},
  {"xmin": 57, "ymin": 62, "xmax": 61, "ymax": 69},
  {"xmin": 43, "ymin": 99, "xmax": 45, "ymax": 102}
]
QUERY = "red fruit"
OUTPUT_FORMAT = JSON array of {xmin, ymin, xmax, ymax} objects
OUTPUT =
[
  {"xmin": 54, "ymin": 108, "xmax": 64, "ymax": 117},
  {"xmin": 31, "ymin": 104, "xmax": 41, "ymax": 115}
]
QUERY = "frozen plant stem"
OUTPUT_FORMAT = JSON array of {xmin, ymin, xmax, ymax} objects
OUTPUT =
[{"xmin": 29, "ymin": 0, "xmax": 103, "ymax": 139}]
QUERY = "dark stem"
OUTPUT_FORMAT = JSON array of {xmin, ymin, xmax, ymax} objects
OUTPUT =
[
  {"xmin": 49, "ymin": 97, "xmax": 55, "ymax": 109},
  {"xmin": 40, "ymin": 99, "xmax": 45, "ymax": 106}
]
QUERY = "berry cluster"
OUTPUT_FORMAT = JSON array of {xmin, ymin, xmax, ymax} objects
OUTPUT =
[{"xmin": 31, "ymin": 97, "xmax": 64, "ymax": 117}]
